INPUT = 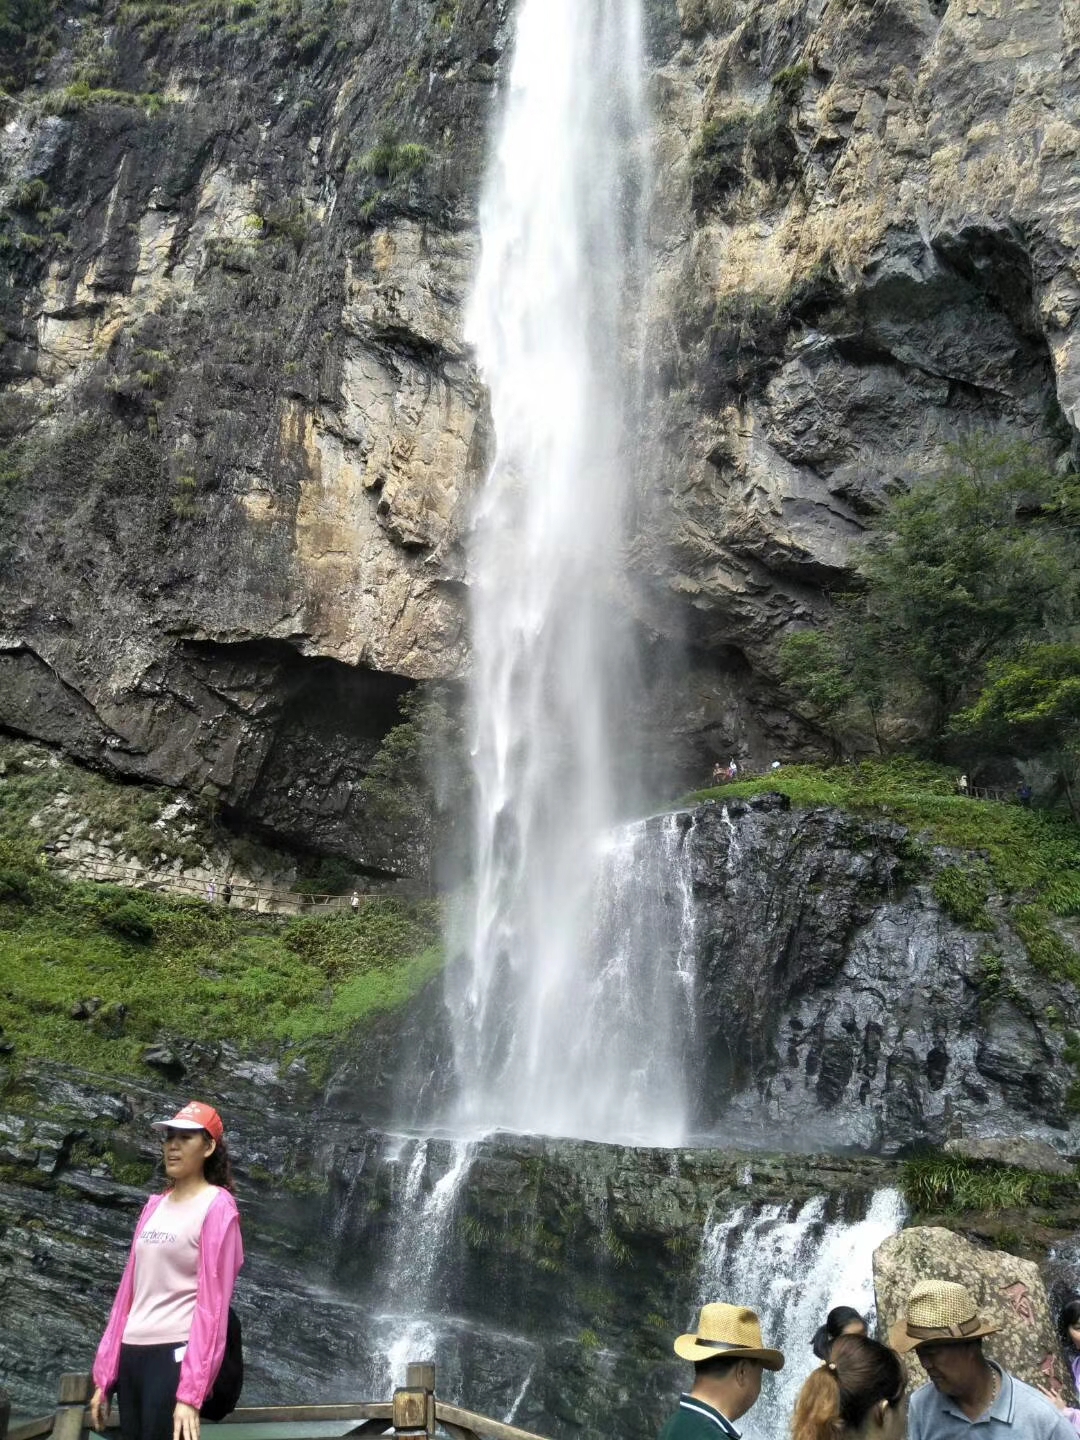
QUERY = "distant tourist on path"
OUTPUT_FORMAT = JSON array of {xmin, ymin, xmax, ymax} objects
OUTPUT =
[
  {"xmin": 892, "ymin": 1278, "xmax": 1074, "ymax": 1439},
  {"xmin": 350, "ymin": 890, "xmax": 360, "ymax": 915},
  {"xmin": 727, "ymin": 758, "xmax": 739, "ymax": 781},
  {"xmin": 1017, "ymin": 783, "xmax": 1033, "ymax": 808},
  {"xmin": 657, "ymin": 1302, "xmax": 784, "ymax": 1440},
  {"xmin": 793, "ymin": 1332, "xmax": 907, "ymax": 1440},
  {"xmin": 205, "ymin": 880, "xmax": 216, "ymax": 904},
  {"xmin": 90, "ymin": 1100, "xmax": 244, "ymax": 1440},
  {"xmin": 1038, "ymin": 1299, "xmax": 1080, "ymax": 1431},
  {"xmin": 771, "ymin": 760, "xmax": 782, "ymax": 772},
  {"xmin": 811, "ymin": 1305, "xmax": 867, "ymax": 1361},
  {"xmin": 957, "ymin": 775, "xmax": 969, "ymax": 797},
  {"xmin": 712, "ymin": 762, "xmax": 726, "ymax": 786},
  {"xmin": 222, "ymin": 881, "xmax": 232, "ymax": 907}
]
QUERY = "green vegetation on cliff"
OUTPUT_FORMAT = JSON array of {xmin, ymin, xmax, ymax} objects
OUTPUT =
[
  {"xmin": 776, "ymin": 438, "xmax": 1080, "ymax": 792},
  {"xmin": 686, "ymin": 757, "xmax": 1080, "ymax": 980},
  {"xmin": 0, "ymin": 845, "xmax": 441, "ymax": 1078}
]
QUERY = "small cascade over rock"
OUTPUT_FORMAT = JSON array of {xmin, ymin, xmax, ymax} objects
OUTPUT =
[{"xmin": 697, "ymin": 1189, "xmax": 907, "ymax": 1440}]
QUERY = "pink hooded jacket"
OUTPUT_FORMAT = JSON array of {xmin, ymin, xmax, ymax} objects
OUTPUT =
[{"xmin": 93, "ymin": 1188, "xmax": 243, "ymax": 1408}]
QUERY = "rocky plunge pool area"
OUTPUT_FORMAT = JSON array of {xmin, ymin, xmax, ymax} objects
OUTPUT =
[
  {"xmin": 0, "ymin": 1051, "xmax": 909, "ymax": 1440},
  {"xmin": 6, "ymin": 791, "xmax": 1080, "ymax": 1438}
]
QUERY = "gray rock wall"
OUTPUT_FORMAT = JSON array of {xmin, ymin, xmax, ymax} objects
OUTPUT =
[
  {"xmin": 685, "ymin": 796, "xmax": 1080, "ymax": 1153},
  {"xmin": 3, "ymin": 0, "xmax": 1079, "ymax": 826}
]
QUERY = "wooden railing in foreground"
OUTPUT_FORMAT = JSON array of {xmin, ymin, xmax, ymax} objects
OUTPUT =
[{"xmin": 3, "ymin": 1365, "xmax": 550, "ymax": 1440}]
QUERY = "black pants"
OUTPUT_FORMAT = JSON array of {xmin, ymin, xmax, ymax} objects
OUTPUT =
[{"xmin": 117, "ymin": 1342, "xmax": 183, "ymax": 1440}]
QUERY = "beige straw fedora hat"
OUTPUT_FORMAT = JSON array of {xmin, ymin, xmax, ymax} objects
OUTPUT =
[
  {"xmin": 889, "ymin": 1279, "xmax": 1001, "ymax": 1354},
  {"xmin": 674, "ymin": 1303, "xmax": 785, "ymax": 1371}
]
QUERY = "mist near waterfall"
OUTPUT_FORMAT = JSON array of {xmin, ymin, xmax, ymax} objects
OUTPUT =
[{"xmin": 446, "ymin": 0, "xmax": 696, "ymax": 1146}]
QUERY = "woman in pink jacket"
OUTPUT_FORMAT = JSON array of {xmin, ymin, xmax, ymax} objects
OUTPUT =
[{"xmin": 89, "ymin": 1101, "xmax": 244, "ymax": 1440}]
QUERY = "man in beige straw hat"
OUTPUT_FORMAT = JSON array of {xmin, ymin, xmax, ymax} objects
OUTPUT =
[
  {"xmin": 891, "ymin": 1278, "xmax": 1073, "ymax": 1438},
  {"xmin": 658, "ymin": 1302, "xmax": 784, "ymax": 1440}
]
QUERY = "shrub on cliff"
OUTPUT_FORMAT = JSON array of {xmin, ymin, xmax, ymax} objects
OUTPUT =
[
  {"xmin": 100, "ymin": 901, "xmax": 156, "ymax": 944},
  {"xmin": 778, "ymin": 436, "xmax": 1078, "ymax": 747}
]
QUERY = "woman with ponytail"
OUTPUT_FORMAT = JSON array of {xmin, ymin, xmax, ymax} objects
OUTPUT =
[
  {"xmin": 89, "ymin": 1101, "xmax": 243, "ymax": 1440},
  {"xmin": 792, "ymin": 1334, "xmax": 908, "ymax": 1440}
]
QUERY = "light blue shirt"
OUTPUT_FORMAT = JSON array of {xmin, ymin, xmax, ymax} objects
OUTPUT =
[{"xmin": 909, "ymin": 1362, "xmax": 1075, "ymax": 1440}]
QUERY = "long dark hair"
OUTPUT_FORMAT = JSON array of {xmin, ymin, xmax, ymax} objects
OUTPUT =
[
  {"xmin": 793, "ymin": 1335, "xmax": 906, "ymax": 1440},
  {"xmin": 811, "ymin": 1306, "xmax": 866, "ymax": 1362},
  {"xmin": 1059, "ymin": 1300, "xmax": 1080, "ymax": 1350},
  {"xmin": 204, "ymin": 1134, "xmax": 235, "ymax": 1193}
]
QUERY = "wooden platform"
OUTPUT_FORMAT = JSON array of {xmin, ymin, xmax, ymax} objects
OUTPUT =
[{"xmin": 2, "ymin": 1365, "xmax": 549, "ymax": 1440}]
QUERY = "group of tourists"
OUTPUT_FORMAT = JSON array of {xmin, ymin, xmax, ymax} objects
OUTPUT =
[
  {"xmin": 661, "ymin": 1286, "xmax": 1080, "ymax": 1440},
  {"xmin": 84, "ymin": 1096, "xmax": 1080, "ymax": 1440}
]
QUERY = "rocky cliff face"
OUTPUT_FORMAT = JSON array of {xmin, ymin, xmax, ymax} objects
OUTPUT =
[
  {"xmin": 637, "ymin": 0, "xmax": 1079, "ymax": 683},
  {"xmin": 3, "ymin": 0, "xmax": 1077, "ymax": 843},
  {"xmin": 0, "ymin": 0, "xmax": 505, "ymax": 868},
  {"xmin": 687, "ymin": 794, "xmax": 1080, "ymax": 1152}
]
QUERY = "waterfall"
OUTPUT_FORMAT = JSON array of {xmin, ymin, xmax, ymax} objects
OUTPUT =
[
  {"xmin": 451, "ymin": 0, "xmax": 675, "ymax": 1144},
  {"xmin": 369, "ymin": 1138, "xmax": 474, "ymax": 1392},
  {"xmin": 697, "ymin": 1189, "xmax": 907, "ymax": 1440}
]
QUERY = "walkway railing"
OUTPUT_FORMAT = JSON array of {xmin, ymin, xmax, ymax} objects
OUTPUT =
[
  {"xmin": 3, "ymin": 1364, "xmax": 548, "ymax": 1440},
  {"xmin": 706, "ymin": 767, "xmax": 1020, "ymax": 806},
  {"xmin": 47, "ymin": 857, "xmax": 369, "ymax": 916}
]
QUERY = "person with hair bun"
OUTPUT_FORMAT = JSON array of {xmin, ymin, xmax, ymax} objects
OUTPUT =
[
  {"xmin": 811, "ymin": 1307, "xmax": 868, "ymax": 1362},
  {"xmin": 792, "ymin": 1334, "xmax": 908, "ymax": 1440},
  {"xmin": 89, "ymin": 1101, "xmax": 243, "ymax": 1440}
]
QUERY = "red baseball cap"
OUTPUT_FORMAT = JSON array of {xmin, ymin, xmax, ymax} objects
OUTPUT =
[{"xmin": 152, "ymin": 1100, "xmax": 224, "ymax": 1142}]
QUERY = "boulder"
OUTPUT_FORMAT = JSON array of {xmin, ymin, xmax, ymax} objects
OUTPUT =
[
  {"xmin": 874, "ymin": 1226, "xmax": 1071, "ymax": 1398},
  {"xmin": 945, "ymin": 1136, "xmax": 1075, "ymax": 1178}
]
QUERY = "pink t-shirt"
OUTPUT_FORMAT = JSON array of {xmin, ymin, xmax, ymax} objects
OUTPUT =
[
  {"xmin": 123, "ymin": 1186, "xmax": 219, "ymax": 1344},
  {"xmin": 94, "ymin": 1186, "xmax": 243, "ymax": 1408}
]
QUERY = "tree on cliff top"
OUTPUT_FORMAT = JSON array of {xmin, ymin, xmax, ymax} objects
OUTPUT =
[
  {"xmin": 778, "ymin": 436, "xmax": 1078, "ymax": 747},
  {"xmin": 951, "ymin": 644, "xmax": 1080, "ymax": 819}
]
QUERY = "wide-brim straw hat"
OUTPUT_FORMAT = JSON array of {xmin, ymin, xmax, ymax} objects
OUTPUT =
[
  {"xmin": 889, "ymin": 1279, "xmax": 1000, "ymax": 1354},
  {"xmin": 674, "ymin": 1303, "xmax": 785, "ymax": 1371}
]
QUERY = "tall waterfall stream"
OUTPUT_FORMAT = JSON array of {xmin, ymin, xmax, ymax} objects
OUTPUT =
[{"xmin": 370, "ymin": 0, "xmax": 906, "ymax": 1412}]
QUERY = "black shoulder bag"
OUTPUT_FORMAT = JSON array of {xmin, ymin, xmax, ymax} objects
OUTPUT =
[{"xmin": 200, "ymin": 1307, "xmax": 244, "ymax": 1422}]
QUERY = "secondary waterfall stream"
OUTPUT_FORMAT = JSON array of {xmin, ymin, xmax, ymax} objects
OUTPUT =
[
  {"xmin": 448, "ymin": 0, "xmax": 679, "ymax": 1145},
  {"xmin": 698, "ymin": 1190, "xmax": 908, "ymax": 1440}
]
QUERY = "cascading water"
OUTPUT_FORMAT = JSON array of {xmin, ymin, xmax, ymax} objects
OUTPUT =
[
  {"xmin": 449, "ymin": 0, "xmax": 685, "ymax": 1145},
  {"xmin": 367, "ymin": 1138, "xmax": 475, "ymax": 1392},
  {"xmin": 697, "ymin": 1190, "xmax": 908, "ymax": 1440}
]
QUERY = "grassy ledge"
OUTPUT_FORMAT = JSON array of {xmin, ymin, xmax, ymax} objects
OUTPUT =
[
  {"xmin": 683, "ymin": 758, "xmax": 1080, "ymax": 977},
  {"xmin": 0, "ymin": 848, "xmax": 441, "ymax": 1078}
]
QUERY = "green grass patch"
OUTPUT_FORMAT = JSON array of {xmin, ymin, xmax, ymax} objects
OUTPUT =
[
  {"xmin": 684, "ymin": 759, "xmax": 1080, "ymax": 905},
  {"xmin": 40, "ymin": 82, "xmax": 165, "ymax": 115},
  {"xmin": 932, "ymin": 863, "xmax": 994, "ymax": 930},
  {"xmin": 902, "ymin": 1151, "xmax": 1071, "ymax": 1213},
  {"xmin": 0, "ymin": 858, "xmax": 441, "ymax": 1077}
]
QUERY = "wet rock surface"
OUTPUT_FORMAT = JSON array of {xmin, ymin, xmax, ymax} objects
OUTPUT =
[
  {"xmin": 687, "ymin": 799, "xmax": 1080, "ymax": 1154},
  {"xmin": 0, "ymin": 1053, "xmax": 898, "ymax": 1433}
]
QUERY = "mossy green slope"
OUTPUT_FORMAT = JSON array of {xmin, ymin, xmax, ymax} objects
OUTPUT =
[{"xmin": 0, "ymin": 850, "xmax": 441, "ymax": 1078}]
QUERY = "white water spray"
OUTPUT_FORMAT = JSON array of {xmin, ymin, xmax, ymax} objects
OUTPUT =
[
  {"xmin": 371, "ymin": 1139, "xmax": 474, "ymax": 1391},
  {"xmin": 450, "ymin": 0, "xmax": 687, "ymax": 1145},
  {"xmin": 698, "ymin": 1190, "xmax": 907, "ymax": 1440}
]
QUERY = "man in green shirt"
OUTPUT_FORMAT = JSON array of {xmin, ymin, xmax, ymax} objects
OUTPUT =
[{"xmin": 658, "ymin": 1303, "xmax": 785, "ymax": 1440}]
